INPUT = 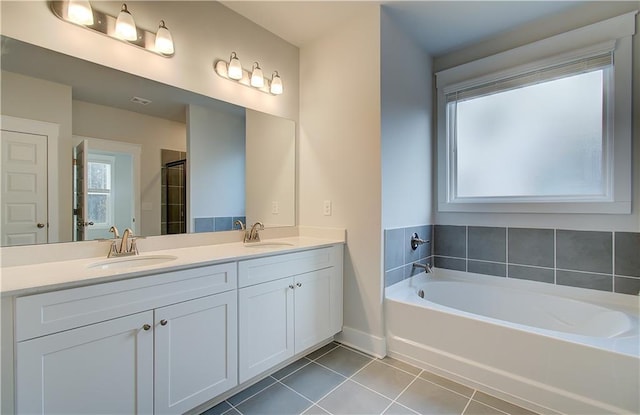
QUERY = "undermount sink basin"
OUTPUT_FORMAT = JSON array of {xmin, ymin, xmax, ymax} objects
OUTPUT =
[
  {"xmin": 243, "ymin": 241, "xmax": 295, "ymax": 249},
  {"xmin": 88, "ymin": 255, "xmax": 178, "ymax": 270}
]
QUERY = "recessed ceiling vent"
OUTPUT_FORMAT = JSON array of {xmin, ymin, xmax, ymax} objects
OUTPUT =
[{"xmin": 131, "ymin": 96, "xmax": 152, "ymax": 105}]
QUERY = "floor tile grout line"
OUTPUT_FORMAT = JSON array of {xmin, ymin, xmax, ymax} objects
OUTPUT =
[
  {"xmin": 281, "ymin": 348, "xmax": 378, "ymax": 415},
  {"xmin": 223, "ymin": 376, "xmax": 279, "ymax": 409},
  {"xmin": 460, "ymin": 390, "xmax": 477, "ymax": 415},
  {"xmin": 379, "ymin": 370, "xmax": 422, "ymax": 415},
  {"xmin": 307, "ymin": 342, "xmax": 341, "ymax": 361},
  {"xmin": 376, "ymin": 357, "xmax": 425, "ymax": 377},
  {"xmin": 273, "ymin": 377, "xmax": 334, "ymax": 415},
  {"xmin": 417, "ymin": 372, "xmax": 478, "ymax": 401},
  {"xmin": 274, "ymin": 358, "xmax": 313, "ymax": 382}
]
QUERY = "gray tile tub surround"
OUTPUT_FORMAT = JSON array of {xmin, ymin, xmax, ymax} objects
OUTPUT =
[
  {"xmin": 433, "ymin": 225, "xmax": 468, "ymax": 273},
  {"xmin": 467, "ymin": 227, "xmax": 507, "ymax": 277},
  {"xmin": 614, "ymin": 232, "xmax": 640, "ymax": 295},
  {"xmin": 556, "ymin": 229, "xmax": 612, "ymax": 274},
  {"xmin": 384, "ymin": 225, "xmax": 433, "ymax": 287}
]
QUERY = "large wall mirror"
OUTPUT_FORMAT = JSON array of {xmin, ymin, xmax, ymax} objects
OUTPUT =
[{"xmin": 0, "ymin": 36, "xmax": 295, "ymax": 246}]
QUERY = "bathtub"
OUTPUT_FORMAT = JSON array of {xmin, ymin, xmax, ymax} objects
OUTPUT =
[{"xmin": 384, "ymin": 269, "xmax": 639, "ymax": 415}]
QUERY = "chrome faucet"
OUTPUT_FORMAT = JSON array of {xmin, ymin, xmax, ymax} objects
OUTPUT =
[
  {"xmin": 412, "ymin": 262, "xmax": 433, "ymax": 273},
  {"xmin": 234, "ymin": 220, "xmax": 246, "ymax": 231},
  {"xmin": 245, "ymin": 221, "xmax": 264, "ymax": 243}
]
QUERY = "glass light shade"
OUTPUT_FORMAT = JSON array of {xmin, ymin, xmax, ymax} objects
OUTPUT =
[
  {"xmin": 270, "ymin": 72, "xmax": 283, "ymax": 95},
  {"xmin": 250, "ymin": 63, "xmax": 264, "ymax": 88},
  {"xmin": 155, "ymin": 20, "xmax": 174, "ymax": 55},
  {"xmin": 115, "ymin": 3, "xmax": 137, "ymax": 41},
  {"xmin": 67, "ymin": 0, "xmax": 94, "ymax": 25},
  {"xmin": 228, "ymin": 52, "xmax": 243, "ymax": 80}
]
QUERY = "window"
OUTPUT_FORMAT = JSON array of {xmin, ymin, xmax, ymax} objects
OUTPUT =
[
  {"xmin": 449, "ymin": 54, "xmax": 610, "ymax": 201},
  {"xmin": 87, "ymin": 156, "xmax": 114, "ymax": 227},
  {"xmin": 436, "ymin": 12, "xmax": 635, "ymax": 214}
]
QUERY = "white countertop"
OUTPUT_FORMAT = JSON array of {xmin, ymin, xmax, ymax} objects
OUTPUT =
[{"xmin": 0, "ymin": 236, "xmax": 344, "ymax": 297}]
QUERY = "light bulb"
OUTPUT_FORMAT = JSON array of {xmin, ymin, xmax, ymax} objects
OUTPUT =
[
  {"xmin": 115, "ymin": 3, "xmax": 137, "ymax": 41},
  {"xmin": 250, "ymin": 62, "xmax": 264, "ymax": 88},
  {"xmin": 228, "ymin": 52, "xmax": 243, "ymax": 80},
  {"xmin": 67, "ymin": 0, "xmax": 94, "ymax": 25},
  {"xmin": 155, "ymin": 20, "xmax": 174, "ymax": 55},
  {"xmin": 270, "ymin": 71, "xmax": 283, "ymax": 95}
]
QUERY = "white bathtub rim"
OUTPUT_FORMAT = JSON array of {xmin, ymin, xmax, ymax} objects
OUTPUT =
[
  {"xmin": 387, "ymin": 268, "xmax": 639, "ymax": 313},
  {"xmin": 385, "ymin": 270, "xmax": 639, "ymax": 357},
  {"xmin": 386, "ymin": 334, "xmax": 631, "ymax": 415}
]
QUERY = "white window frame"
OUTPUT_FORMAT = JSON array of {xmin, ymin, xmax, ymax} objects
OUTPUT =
[
  {"xmin": 87, "ymin": 154, "xmax": 115, "ymax": 229},
  {"xmin": 435, "ymin": 11, "xmax": 636, "ymax": 214}
]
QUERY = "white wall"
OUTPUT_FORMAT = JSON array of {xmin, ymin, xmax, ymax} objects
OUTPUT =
[
  {"xmin": 433, "ymin": 2, "xmax": 640, "ymax": 232},
  {"xmin": 245, "ymin": 110, "xmax": 296, "ymax": 228},
  {"xmin": 187, "ymin": 104, "xmax": 245, "ymax": 228},
  {"xmin": 0, "ymin": 70, "xmax": 73, "ymax": 241},
  {"xmin": 73, "ymin": 100, "xmax": 186, "ymax": 237},
  {"xmin": 0, "ymin": 1, "xmax": 299, "ymax": 121},
  {"xmin": 380, "ymin": 9, "xmax": 433, "ymax": 230},
  {"xmin": 299, "ymin": 6, "xmax": 384, "ymax": 354}
]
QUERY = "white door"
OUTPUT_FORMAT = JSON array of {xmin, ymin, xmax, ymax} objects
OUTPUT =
[
  {"xmin": 239, "ymin": 277, "xmax": 294, "ymax": 382},
  {"xmin": 0, "ymin": 130, "xmax": 48, "ymax": 246},
  {"xmin": 154, "ymin": 292, "xmax": 238, "ymax": 415},
  {"xmin": 294, "ymin": 269, "xmax": 334, "ymax": 352},
  {"xmin": 16, "ymin": 311, "xmax": 154, "ymax": 415}
]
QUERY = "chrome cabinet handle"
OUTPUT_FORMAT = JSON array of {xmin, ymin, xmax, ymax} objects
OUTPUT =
[
  {"xmin": 296, "ymin": 282, "xmax": 302, "ymax": 287},
  {"xmin": 160, "ymin": 319, "xmax": 168, "ymax": 326},
  {"xmin": 37, "ymin": 223, "xmax": 45, "ymax": 228},
  {"xmin": 289, "ymin": 284, "xmax": 295, "ymax": 289},
  {"xmin": 143, "ymin": 324, "xmax": 151, "ymax": 331}
]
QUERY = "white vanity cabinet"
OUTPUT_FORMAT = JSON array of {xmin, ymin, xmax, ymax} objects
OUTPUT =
[
  {"xmin": 17, "ymin": 311, "xmax": 155, "ymax": 414},
  {"xmin": 238, "ymin": 245, "xmax": 343, "ymax": 382},
  {"xmin": 14, "ymin": 262, "xmax": 237, "ymax": 415}
]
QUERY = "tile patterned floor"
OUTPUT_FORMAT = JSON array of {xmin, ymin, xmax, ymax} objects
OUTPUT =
[{"xmin": 202, "ymin": 342, "xmax": 538, "ymax": 415}]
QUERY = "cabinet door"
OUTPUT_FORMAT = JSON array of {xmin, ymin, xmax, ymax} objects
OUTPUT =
[
  {"xmin": 154, "ymin": 291, "xmax": 238, "ymax": 415},
  {"xmin": 239, "ymin": 277, "xmax": 294, "ymax": 383},
  {"xmin": 16, "ymin": 311, "xmax": 153, "ymax": 415},
  {"xmin": 294, "ymin": 268, "xmax": 334, "ymax": 352}
]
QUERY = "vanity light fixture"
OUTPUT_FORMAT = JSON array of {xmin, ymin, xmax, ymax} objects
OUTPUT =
[
  {"xmin": 115, "ymin": 3, "xmax": 137, "ymax": 41},
  {"xmin": 67, "ymin": 0, "xmax": 93, "ymax": 25},
  {"xmin": 155, "ymin": 20, "xmax": 174, "ymax": 55},
  {"xmin": 270, "ymin": 71, "xmax": 283, "ymax": 95},
  {"xmin": 228, "ymin": 52, "xmax": 243, "ymax": 80},
  {"xmin": 50, "ymin": 1, "xmax": 175, "ymax": 58},
  {"xmin": 250, "ymin": 62, "xmax": 264, "ymax": 88},
  {"xmin": 214, "ymin": 53, "xmax": 284, "ymax": 96}
]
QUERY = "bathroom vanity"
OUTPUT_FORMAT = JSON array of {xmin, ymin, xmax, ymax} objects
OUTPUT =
[{"xmin": 1, "ymin": 234, "xmax": 344, "ymax": 415}]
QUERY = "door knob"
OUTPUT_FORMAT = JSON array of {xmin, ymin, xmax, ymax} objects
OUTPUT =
[
  {"xmin": 143, "ymin": 324, "xmax": 151, "ymax": 331},
  {"xmin": 289, "ymin": 284, "xmax": 295, "ymax": 289},
  {"xmin": 296, "ymin": 282, "xmax": 302, "ymax": 287},
  {"xmin": 160, "ymin": 319, "xmax": 168, "ymax": 326},
  {"xmin": 37, "ymin": 223, "xmax": 45, "ymax": 228}
]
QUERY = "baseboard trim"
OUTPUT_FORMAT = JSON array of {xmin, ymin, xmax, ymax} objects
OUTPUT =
[{"xmin": 335, "ymin": 326, "xmax": 386, "ymax": 358}]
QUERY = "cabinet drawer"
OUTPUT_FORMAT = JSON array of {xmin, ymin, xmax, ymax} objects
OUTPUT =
[
  {"xmin": 238, "ymin": 246, "xmax": 339, "ymax": 288},
  {"xmin": 15, "ymin": 262, "xmax": 236, "ymax": 341}
]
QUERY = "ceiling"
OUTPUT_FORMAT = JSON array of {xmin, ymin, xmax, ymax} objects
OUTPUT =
[
  {"xmin": 222, "ymin": 1, "xmax": 585, "ymax": 55},
  {"xmin": 2, "ymin": 1, "xmax": 590, "ymax": 122}
]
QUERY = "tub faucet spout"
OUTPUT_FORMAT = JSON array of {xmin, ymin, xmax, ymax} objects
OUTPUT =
[{"xmin": 413, "ymin": 262, "xmax": 432, "ymax": 273}]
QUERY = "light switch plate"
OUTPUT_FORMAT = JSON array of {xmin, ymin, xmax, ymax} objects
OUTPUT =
[{"xmin": 323, "ymin": 200, "xmax": 332, "ymax": 216}]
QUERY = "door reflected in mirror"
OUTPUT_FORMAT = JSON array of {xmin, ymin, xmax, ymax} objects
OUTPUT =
[
  {"xmin": 0, "ymin": 35, "xmax": 296, "ymax": 246},
  {"xmin": 73, "ymin": 136, "xmax": 141, "ymax": 242}
]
